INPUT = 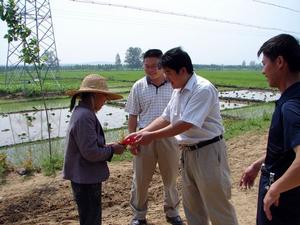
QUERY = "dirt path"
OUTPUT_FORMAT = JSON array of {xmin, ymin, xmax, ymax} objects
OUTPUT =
[{"xmin": 0, "ymin": 131, "xmax": 267, "ymax": 225}]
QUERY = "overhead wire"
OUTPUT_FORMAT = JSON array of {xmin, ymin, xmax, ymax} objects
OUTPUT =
[
  {"xmin": 69, "ymin": 0, "xmax": 300, "ymax": 35},
  {"xmin": 252, "ymin": 0, "xmax": 300, "ymax": 14}
]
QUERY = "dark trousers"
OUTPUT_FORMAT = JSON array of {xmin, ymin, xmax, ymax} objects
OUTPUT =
[
  {"xmin": 257, "ymin": 175, "xmax": 300, "ymax": 225},
  {"xmin": 71, "ymin": 181, "xmax": 102, "ymax": 225}
]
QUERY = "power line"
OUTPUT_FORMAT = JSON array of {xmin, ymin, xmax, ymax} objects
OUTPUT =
[
  {"xmin": 69, "ymin": 0, "xmax": 300, "ymax": 35},
  {"xmin": 253, "ymin": 0, "xmax": 300, "ymax": 14}
]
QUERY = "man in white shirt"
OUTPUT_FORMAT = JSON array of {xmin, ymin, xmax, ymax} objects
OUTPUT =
[
  {"xmin": 126, "ymin": 47, "xmax": 238, "ymax": 225},
  {"xmin": 126, "ymin": 49, "xmax": 182, "ymax": 225}
]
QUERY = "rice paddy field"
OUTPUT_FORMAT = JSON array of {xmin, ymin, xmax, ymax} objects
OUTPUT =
[{"xmin": 0, "ymin": 69, "xmax": 270, "ymax": 96}]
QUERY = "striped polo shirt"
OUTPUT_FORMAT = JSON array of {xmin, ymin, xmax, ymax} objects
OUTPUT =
[{"xmin": 125, "ymin": 76, "xmax": 173, "ymax": 128}]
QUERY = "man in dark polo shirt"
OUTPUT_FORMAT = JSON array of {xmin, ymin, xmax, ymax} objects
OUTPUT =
[{"xmin": 240, "ymin": 33, "xmax": 300, "ymax": 225}]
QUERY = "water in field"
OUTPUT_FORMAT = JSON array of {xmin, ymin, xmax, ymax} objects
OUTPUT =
[
  {"xmin": 219, "ymin": 100, "xmax": 247, "ymax": 110},
  {"xmin": 0, "ymin": 89, "xmax": 278, "ymax": 148},
  {"xmin": 0, "ymin": 105, "xmax": 127, "ymax": 147},
  {"xmin": 219, "ymin": 90, "xmax": 280, "ymax": 102},
  {"xmin": 1, "ymin": 128, "xmax": 127, "ymax": 166}
]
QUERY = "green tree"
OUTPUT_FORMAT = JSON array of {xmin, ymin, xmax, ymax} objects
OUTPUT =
[
  {"xmin": 242, "ymin": 60, "xmax": 246, "ymax": 67},
  {"xmin": 115, "ymin": 53, "xmax": 122, "ymax": 69},
  {"xmin": 124, "ymin": 47, "xmax": 143, "ymax": 69}
]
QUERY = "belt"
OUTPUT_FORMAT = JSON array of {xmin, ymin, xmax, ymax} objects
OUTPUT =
[
  {"xmin": 261, "ymin": 163, "xmax": 276, "ymax": 190},
  {"xmin": 261, "ymin": 164, "xmax": 269, "ymax": 176},
  {"xmin": 179, "ymin": 135, "xmax": 223, "ymax": 151}
]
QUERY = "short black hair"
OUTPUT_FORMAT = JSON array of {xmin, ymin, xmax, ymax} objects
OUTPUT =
[
  {"xmin": 161, "ymin": 47, "xmax": 193, "ymax": 74},
  {"xmin": 143, "ymin": 49, "xmax": 163, "ymax": 60},
  {"xmin": 257, "ymin": 34, "xmax": 300, "ymax": 73}
]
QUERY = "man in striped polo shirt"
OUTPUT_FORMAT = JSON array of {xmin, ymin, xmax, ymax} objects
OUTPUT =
[{"xmin": 125, "ymin": 49, "xmax": 183, "ymax": 225}]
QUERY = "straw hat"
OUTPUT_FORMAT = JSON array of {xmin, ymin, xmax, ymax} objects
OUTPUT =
[{"xmin": 66, "ymin": 74, "xmax": 123, "ymax": 100}]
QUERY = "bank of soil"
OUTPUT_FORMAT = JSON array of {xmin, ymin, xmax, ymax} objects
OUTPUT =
[{"xmin": 0, "ymin": 131, "xmax": 267, "ymax": 225}]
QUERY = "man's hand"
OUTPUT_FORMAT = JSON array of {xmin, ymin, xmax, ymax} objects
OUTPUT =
[
  {"xmin": 134, "ymin": 131, "xmax": 154, "ymax": 145},
  {"xmin": 128, "ymin": 144, "xmax": 139, "ymax": 155},
  {"xmin": 240, "ymin": 163, "xmax": 261, "ymax": 189},
  {"xmin": 263, "ymin": 187, "xmax": 280, "ymax": 221}
]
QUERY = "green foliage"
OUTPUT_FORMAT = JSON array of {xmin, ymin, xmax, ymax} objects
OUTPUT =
[
  {"xmin": 41, "ymin": 153, "xmax": 63, "ymax": 176},
  {"xmin": 124, "ymin": 47, "xmax": 143, "ymax": 68},
  {"xmin": 1, "ymin": 0, "xmax": 31, "ymax": 42},
  {"xmin": 112, "ymin": 150, "xmax": 133, "ymax": 161},
  {"xmin": 115, "ymin": 53, "xmax": 122, "ymax": 67},
  {"xmin": 0, "ymin": 152, "xmax": 8, "ymax": 183}
]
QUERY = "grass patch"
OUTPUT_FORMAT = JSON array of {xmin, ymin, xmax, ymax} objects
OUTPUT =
[
  {"xmin": 1, "ymin": 69, "xmax": 272, "ymax": 97},
  {"xmin": 223, "ymin": 117, "xmax": 270, "ymax": 140},
  {"xmin": 198, "ymin": 70, "xmax": 268, "ymax": 89},
  {"xmin": 222, "ymin": 102, "xmax": 274, "ymax": 119}
]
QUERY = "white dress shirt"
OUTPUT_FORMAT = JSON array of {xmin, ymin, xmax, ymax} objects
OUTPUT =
[{"xmin": 162, "ymin": 73, "xmax": 224, "ymax": 145}]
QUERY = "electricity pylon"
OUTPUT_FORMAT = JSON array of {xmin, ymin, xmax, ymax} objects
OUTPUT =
[{"xmin": 5, "ymin": 0, "xmax": 60, "ymax": 91}]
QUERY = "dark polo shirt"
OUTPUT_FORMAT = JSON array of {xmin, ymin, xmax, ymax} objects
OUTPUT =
[
  {"xmin": 265, "ymin": 81, "xmax": 300, "ymax": 175},
  {"xmin": 63, "ymin": 102, "xmax": 113, "ymax": 184},
  {"xmin": 257, "ymin": 81, "xmax": 300, "ymax": 225}
]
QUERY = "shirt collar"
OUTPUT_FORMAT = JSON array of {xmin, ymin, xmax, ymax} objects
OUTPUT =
[
  {"xmin": 146, "ymin": 75, "xmax": 168, "ymax": 87},
  {"xmin": 78, "ymin": 101, "xmax": 94, "ymax": 112},
  {"xmin": 276, "ymin": 81, "xmax": 300, "ymax": 106},
  {"xmin": 181, "ymin": 73, "xmax": 196, "ymax": 93}
]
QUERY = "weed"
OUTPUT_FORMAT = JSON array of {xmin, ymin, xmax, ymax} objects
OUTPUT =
[
  {"xmin": 0, "ymin": 153, "xmax": 8, "ymax": 183},
  {"xmin": 41, "ymin": 153, "xmax": 64, "ymax": 176}
]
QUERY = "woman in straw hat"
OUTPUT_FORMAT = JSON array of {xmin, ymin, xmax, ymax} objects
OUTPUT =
[{"xmin": 63, "ymin": 74, "xmax": 126, "ymax": 225}]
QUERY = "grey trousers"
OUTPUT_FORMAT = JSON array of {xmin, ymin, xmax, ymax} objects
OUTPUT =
[
  {"xmin": 181, "ymin": 139, "xmax": 238, "ymax": 225},
  {"xmin": 130, "ymin": 137, "xmax": 181, "ymax": 220}
]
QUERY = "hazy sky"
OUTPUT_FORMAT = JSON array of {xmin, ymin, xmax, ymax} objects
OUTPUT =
[{"xmin": 0, "ymin": 0, "xmax": 299, "ymax": 65}]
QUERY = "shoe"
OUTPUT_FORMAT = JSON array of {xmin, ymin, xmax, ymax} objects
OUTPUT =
[
  {"xmin": 130, "ymin": 219, "xmax": 147, "ymax": 225},
  {"xmin": 166, "ymin": 215, "xmax": 183, "ymax": 225}
]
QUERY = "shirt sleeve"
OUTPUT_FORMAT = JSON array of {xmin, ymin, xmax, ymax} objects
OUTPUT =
[
  {"xmin": 161, "ymin": 90, "xmax": 176, "ymax": 122},
  {"xmin": 73, "ymin": 113, "xmax": 113, "ymax": 162},
  {"xmin": 181, "ymin": 85, "xmax": 217, "ymax": 128},
  {"xmin": 161, "ymin": 102, "xmax": 171, "ymax": 122},
  {"xmin": 282, "ymin": 100, "xmax": 300, "ymax": 149},
  {"xmin": 125, "ymin": 82, "xmax": 140, "ymax": 115}
]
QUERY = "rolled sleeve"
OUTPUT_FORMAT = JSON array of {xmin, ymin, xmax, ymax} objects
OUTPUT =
[
  {"xmin": 125, "ymin": 83, "xmax": 140, "ymax": 115},
  {"xmin": 161, "ymin": 102, "xmax": 171, "ymax": 122}
]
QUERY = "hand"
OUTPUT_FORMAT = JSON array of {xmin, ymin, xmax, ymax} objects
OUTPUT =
[
  {"xmin": 122, "ymin": 132, "xmax": 140, "ymax": 145},
  {"xmin": 263, "ymin": 187, "xmax": 280, "ymax": 221},
  {"xmin": 111, "ymin": 143, "xmax": 126, "ymax": 155},
  {"xmin": 240, "ymin": 163, "xmax": 260, "ymax": 189},
  {"xmin": 128, "ymin": 144, "xmax": 139, "ymax": 155},
  {"xmin": 134, "ymin": 131, "xmax": 153, "ymax": 145}
]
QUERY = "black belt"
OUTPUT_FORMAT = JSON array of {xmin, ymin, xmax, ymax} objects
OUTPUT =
[
  {"xmin": 180, "ymin": 135, "xmax": 223, "ymax": 151},
  {"xmin": 261, "ymin": 164, "xmax": 276, "ymax": 190}
]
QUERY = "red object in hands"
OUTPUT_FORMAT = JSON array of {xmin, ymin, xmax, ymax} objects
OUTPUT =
[{"xmin": 120, "ymin": 135, "xmax": 138, "ymax": 145}]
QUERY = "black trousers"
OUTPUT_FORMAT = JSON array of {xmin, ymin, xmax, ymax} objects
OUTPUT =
[
  {"xmin": 71, "ymin": 181, "xmax": 102, "ymax": 225},
  {"xmin": 257, "ymin": 175, "xmax": 300, "ymax": 225}
]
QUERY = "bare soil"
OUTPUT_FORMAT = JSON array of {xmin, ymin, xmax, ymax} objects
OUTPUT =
[{"xmin": 0, "ymin": 131, "xmax": 267, "ymax": 225}]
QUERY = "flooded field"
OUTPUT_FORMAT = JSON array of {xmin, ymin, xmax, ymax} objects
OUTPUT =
[
  {"xmin": 0, "ymin": 100, "xmax": 249, "ymax": 147},
  {"xmin": 0, "ymin": 105, "xmax": 127, "ymax": 147},
  {"xmin": 0, "ymin": 89, "xmax": 279, "ymax": 148},
  {"xmin": 219, "ymin": 89, "xmax": 280, "ymax": 102}
]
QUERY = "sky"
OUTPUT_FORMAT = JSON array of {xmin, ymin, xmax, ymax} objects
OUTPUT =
[{"xmin": 0, "ymin": 0, "xmax": 299, "ymax": 65}]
